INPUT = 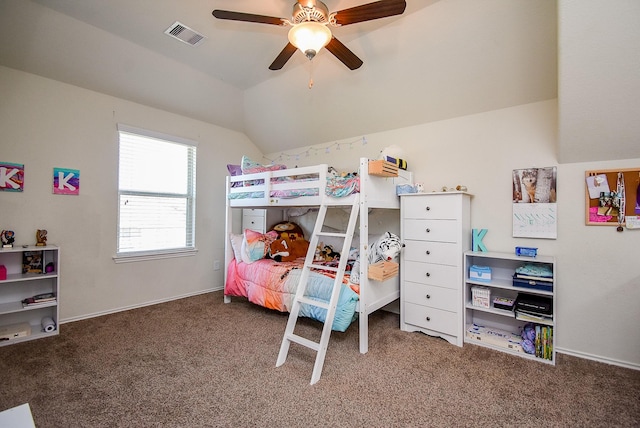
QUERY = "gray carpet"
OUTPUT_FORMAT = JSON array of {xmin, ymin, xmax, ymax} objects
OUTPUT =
[{"xmin": 1, "ymin": 291, "xmax": 638, "ymax": 427}]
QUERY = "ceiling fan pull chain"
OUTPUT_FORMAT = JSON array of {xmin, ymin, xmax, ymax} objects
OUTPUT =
[{"xmin": 308, "ymin": 59, "xmax": 314, "ymax": 89}]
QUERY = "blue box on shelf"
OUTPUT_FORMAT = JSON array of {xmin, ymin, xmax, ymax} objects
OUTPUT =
[
  {"xmin": 469, "ymin": 265, "xmax": 492, "ymax": 282},
  {"xmin": 515, "ymin": 246, "xmax": 538, "ymax": 257}
]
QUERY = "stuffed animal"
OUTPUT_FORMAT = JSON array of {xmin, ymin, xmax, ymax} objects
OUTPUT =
[
  {"xmin": 321, "ymin": 244, "xmax": 340, "ymax": 261},
  {"xmin": 268, "ymin": 221, "xmax": 310, "ymax": 262},
  {"xmin": 350, "ymin": 232, "xmax": 403, "ymax": 284}
]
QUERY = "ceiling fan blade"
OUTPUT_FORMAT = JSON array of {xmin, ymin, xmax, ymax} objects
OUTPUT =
[
  {"xmin": 333, "ymin": 0, "xmax": 407, "ymax": 26},
  {"xmin": 269, "ymin": 43, "xmax": 298, "ymax": 70},
  {"xmin": 212, "ymin": 10, "xmax": 285, "ymax": 26},
  {"xmin": 325, "ymin": 37, "xmax": 363, "ymax": 70}
]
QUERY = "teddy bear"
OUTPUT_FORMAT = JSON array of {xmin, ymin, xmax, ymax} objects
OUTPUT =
[{"xmin": 268, "ymin": 221, "xmax": 310, "ymax": 262}]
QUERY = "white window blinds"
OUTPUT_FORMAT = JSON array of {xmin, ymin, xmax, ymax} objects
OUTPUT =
[{"xmin": 117, "ymin": 125, "xmax": 197, "ymax": 257}]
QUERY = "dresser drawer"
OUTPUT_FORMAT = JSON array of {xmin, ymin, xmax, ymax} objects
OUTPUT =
[
  {"xmin": 244, "ymin": 208, "xmax": 265, "ymax": 216},
  {"xmin": 403, "ymin": 261, "xmax": 459, "ymax": 289},
  {"xmin": 404, "ymin": 282, "xmax": 458, "ymax": 312},
  {"xmin": 403, "ymin": 195, "xmax": 459, "ymax": 220},
  {"xmin": 404, "ymin": 302, "xmax": 457, "ymax": 336},
  {"xmin": 403, "ymin": 219, "xmax": 458, "ymax": 243},
  {"xmin": 242, "ymin": 215, "xmax": 265, "ymax": 232},
  {"xmin": 403, "ymin": 240, "xmax": 460, "ymax": 266}
]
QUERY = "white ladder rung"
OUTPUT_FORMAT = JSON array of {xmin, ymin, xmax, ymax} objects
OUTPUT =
[
  {"xmin": 316, "ymin": 232, "xmax": 347, "ymax": 238},
  {"xmin": 308, "ymin": 264, "xmax": 338, "ymax": 272},
  {"xmin": 297, "ymin": 296, "xmax": 330, "ymax": 310},
  {"xmin": 286, "ymin": 333, "xmax": 320, "ymax": 351}
]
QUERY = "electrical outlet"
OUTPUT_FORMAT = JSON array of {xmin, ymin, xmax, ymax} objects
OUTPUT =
[{"xmin": 213, "ymin": 260, "xmax": 221, "ymax": 271}]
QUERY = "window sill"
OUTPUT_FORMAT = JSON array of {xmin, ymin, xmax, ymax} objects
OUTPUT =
[{"xmin": 113, "ymin": 248, "xmax": 198, "ymax": 263}]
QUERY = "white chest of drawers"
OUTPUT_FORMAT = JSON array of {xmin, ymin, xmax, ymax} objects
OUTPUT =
[
  {"xmin": 242, "ymin": 209, "xmax": 282, "ymax": 233},
  {"xmin": 400, "ymin": 192, "xmax": 471, "ymax": 346}
]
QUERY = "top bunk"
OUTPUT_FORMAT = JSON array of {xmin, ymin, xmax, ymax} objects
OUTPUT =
[{"xmin": 226, "ymin": 157, "xmax": 413, "ymax": 209}]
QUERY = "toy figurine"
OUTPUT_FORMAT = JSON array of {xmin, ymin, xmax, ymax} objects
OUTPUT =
[
  {"xmin": 1, "ymin": 230, "xmax": 15, "ymax": 248},
  {"xmin": 36, "ymin": 229, "xmax": 48, "ymax": 246}
]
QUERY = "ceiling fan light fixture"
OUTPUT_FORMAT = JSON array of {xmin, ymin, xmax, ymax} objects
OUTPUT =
[{"xmin": 288, "ymin": 22, "xmax": 332, "ymax": 60}]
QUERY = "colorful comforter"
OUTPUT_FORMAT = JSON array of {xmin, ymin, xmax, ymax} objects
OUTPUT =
[{"xmin": 225, "ymin": 258, "xmax": 359, "ymax": 332}]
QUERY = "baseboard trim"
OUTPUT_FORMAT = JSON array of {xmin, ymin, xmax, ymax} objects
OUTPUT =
[
  {"xmin": 60, "ymin": 286, "xmax": 224, "ymax": 324},
  {"xmin": 556, "ymin": 347, "xmax": 639, "ymax": 371}
]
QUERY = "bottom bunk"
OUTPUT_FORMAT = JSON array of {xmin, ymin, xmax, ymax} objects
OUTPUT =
[
  {"xmin": 225, "ymin": 258, "xmax": 359, "ymax": 332},
  {"xmin": 224, "ymin": 221, "xmax": 403, "ymax": 347}
]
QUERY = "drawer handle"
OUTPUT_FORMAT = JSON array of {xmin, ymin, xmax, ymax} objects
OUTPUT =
[
  {"xmin": 425, "ymin": 206, "xmax": 431, "ymax": 211},
  {"xmin": 426, "ymin": 316, "xmax": 431, "ymax": 321},
  {"xmin": 425, "ymin": 228, "xmax": 431, "ymax": 233},
  {"xmin": 425, "ymin": 250, "xmax": 431, "ymax": 255},
  {"xmin": 425, "ymin": 294, "xmax": 431, "ymax": 299},
  {"xmin": 425, "ymin": 272, "xmax": 431, "ymax": 277}
]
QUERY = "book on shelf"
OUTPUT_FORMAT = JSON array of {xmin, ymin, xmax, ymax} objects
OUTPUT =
[
  {"xmin": 515, "ymin": 309, "xmax": 552, "ymax": 323},
  {"xmin": 22, "ymin": 250, "xmax": 44, "ymax": 274},
  {"xmin": 513, "ymin": 273, "xmax": 553, "ymax": 282},
  {"xmin": 22, "ymin": 293, "xmax": 56, "ymax": 307},
  {"xmin": 535, "ymin": 325, "xmax": 553, "ymax": 360}
]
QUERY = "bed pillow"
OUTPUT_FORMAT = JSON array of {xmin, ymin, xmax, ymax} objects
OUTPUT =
[
  {"xmin": 241, "ymin": 229, "xmax": 278, "ymax": 264},
  {"xmin": 241, "ymin": 156, "xmax": 287, "ymax": 175},
  {"xmin": 227, "ymin": 164, "xmax": 242, "ymax": 176},
  {"xmin": 227, "ymin": 164, "xmax": 243, "ymax": 188},
  {"xmin": 229, "ymin": 233, "xmax": 244, "ymax": 261}
]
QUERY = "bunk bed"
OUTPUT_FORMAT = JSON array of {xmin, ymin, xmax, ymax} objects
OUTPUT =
[{"xmin": 224, "ymin": 157, "xmax": 413, "ymax": 354}]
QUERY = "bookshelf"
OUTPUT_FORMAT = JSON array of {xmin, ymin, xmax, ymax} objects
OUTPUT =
[
  {"xmin": 0, "ymin": 245, "xmax": 60, "ymax": 346},
  {"xmin": 463, "ymin": 251, "xmax": 556, "ymax": 364}
]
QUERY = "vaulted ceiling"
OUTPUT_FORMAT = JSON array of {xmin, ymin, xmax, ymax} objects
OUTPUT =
[{"xmin": 0, "ymin": 1, "xmax": 637, "ymax": 162}]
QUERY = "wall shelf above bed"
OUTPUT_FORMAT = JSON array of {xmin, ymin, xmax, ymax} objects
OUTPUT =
[{"xmin": 368, "ymin": 160, "xmax": 399, "ymax": 177}]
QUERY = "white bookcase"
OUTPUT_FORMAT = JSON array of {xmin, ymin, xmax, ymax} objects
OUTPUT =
[
  {"xmin": 463, "ymin": 250, "xmax": 556, "ymax": 364},
  {"xmin": 0, "ymin": 245, "xmax": 60, "ymax": 346}
]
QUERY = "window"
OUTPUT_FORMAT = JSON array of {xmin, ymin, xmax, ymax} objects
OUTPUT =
[{"xmin": 116, "ymin": 124, "xmax": 197, "ymax": 260}]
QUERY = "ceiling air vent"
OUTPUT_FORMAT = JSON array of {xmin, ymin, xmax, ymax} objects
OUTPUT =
[{"xmin": 164, "ymin": 21, "xmax": 205, "ymax": 46}]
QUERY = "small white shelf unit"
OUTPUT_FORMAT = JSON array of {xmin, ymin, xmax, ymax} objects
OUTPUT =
[
  {"xmin": 463, "ymin": 250, "xmax": 556, "ymax": 364},
  {"xmin": 0, "ymin": 245, "xmax": 60, "ymax": 346}
]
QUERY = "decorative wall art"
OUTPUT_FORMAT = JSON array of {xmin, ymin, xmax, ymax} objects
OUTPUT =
[
  {"xmin": 512, "ymin": 167, "xmax": 557, "ymax": 239},
  {"xmin": 53, "ymin": 167, "xmax": 80, "ymax": 195},
  {"xmin": 585, "ymin": 168, "xmax": 640, "ymax": 231},
  {"xmin": 0, "ymin": 162, "xmax": 25, "ymax": 192}
]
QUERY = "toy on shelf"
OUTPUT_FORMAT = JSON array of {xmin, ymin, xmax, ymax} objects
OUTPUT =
[
  {"xmin": 36, "ymin": 229, "xmax": 48, "ymax": 247},
  {"xmin": 1, "ymin": 230, "xmax": 15, "ymax": 248}
]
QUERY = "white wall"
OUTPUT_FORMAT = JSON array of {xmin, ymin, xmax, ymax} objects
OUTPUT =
[
  {"xmin": 266, "ymin": 100, "xmax": 640, "ymax": 369},
  {"xmin": 558, "ymin": 0, "xmax": 640, "ymax": 163},
  {"xmin": 0, "ymin": 66, "xmax": 262, "ymax": 321}
]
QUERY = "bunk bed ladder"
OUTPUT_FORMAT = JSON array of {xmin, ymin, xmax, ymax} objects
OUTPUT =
[{"xmin": 276, "ymin": 194, "xmax": 360, "ymax": 385}]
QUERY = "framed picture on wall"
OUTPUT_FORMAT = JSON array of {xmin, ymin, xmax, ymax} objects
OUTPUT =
[
  {"xmin": 585, "ymin": 167, "xmax": 640, "ymax": 230},
  {"xmin": 512, "ymin": 167, "xmax": 557, "ymax": 239}
]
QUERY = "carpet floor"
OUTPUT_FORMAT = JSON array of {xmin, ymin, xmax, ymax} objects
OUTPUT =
[{"xmin": 1, "ymin": 291, "xmax": 638, "ymax": 427}]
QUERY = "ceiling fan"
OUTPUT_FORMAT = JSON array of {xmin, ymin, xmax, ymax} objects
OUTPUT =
[{"xmin": 212, "ymin": 0, "xmax": 407, "ymax": 71}]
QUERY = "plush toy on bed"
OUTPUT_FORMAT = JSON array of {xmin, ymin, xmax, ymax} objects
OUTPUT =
[
  {"xmin": 350, "ymin": 232, "xmax": 403, "ymax": 284},
  {"xmin": 268, "ymin": 221, "xmax": 310, "ymax": 262},
  {"xmin": 323, "ymin": 245, "xmax": 340, "ymax": 261}
]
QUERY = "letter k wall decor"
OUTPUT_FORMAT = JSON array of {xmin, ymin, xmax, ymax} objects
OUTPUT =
[
  {"xmin": 0, "ymin": 162, "xmax": 25, "ymax": 192},
  {"xmin": 53, "ymin": 167, "xmax": 80, "ymax": 195}
]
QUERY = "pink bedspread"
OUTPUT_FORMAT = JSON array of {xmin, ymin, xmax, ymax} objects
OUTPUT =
[{"xmin": 225, "ymin": 258, "xmax": 358, "ymax": 331}]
